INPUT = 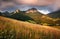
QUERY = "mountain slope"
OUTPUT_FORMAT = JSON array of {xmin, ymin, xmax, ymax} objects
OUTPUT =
[
  {"xmin": 0, "ymin": 16, "xmax": 60, "ymax": 39},
  {"xmin": 25, "ymin": 11, "xmax": 57, "ymax": 25},
  {"xmin": 48, "ymin": 10, "xmax": 60, "ymax": 18},
  {"xmin": 25, "ymin": 12, "xmax": 43, "ymax": 23}
]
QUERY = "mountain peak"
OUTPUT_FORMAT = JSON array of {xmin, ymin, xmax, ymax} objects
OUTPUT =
[
  {"xmin": 26, "ymin": 8, "xmax": 38, "ymax": 13},
  {"xmin": 30, "ymin": 8, "xmax": 37, "ymax": 10},
  {"xmin": 14, "ymin": 9, "xmax": 20, "ymax": 13}
]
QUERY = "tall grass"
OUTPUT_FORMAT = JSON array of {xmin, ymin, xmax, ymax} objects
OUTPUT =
[{"xmin": 0, "ymin": 16, "xmax": 60, "ymax": 39}]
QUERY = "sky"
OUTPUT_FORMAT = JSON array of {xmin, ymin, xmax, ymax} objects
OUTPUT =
[{"xmin": 0, "ymin": 0, "xmax": 60, "ymax": 14}]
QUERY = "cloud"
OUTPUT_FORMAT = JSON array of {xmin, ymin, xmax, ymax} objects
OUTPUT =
[
  {"xmin": 52, "ymin": 0, "xmax": 60, "ymax": 11},
  {"xmin": 15, "ymin": 0, "xmax": 54, "ymax": 6},
  {"xmin": 0, "ymin": 0, "xmax": 16, "ymax": 11},
  {"xmin": 15, "ymin": 0, "xmax": 60, "ymax": 11},
  {"xmin": 0, "ymin": 0, "xmax": 60, "ymax": 12}
]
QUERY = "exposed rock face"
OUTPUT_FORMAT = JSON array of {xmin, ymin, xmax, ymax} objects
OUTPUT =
[
  {"xmin": 14, "ymin": 9, "xmax": 20, "ymax": 13},
  {"xmin": 26, "ymin": 8, "xmax": 38, "ymax": 13}
]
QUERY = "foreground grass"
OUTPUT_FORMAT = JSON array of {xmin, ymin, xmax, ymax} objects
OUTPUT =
[
  {"xmin": 0, "ymin": 16, "xmax": 60, "ymax": 39},
  {"xmin": 53, "ymin": 26, "xmax": 60, "ymax": 29}
]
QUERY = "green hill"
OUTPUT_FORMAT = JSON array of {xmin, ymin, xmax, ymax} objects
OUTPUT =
[{"xmin": 0, "ymin": 16, "xmax": 60, "ymax": 39}]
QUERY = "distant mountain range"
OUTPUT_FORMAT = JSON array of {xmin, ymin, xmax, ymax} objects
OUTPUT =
[{"xmin": 0, "ymin": 8, "xmax": 60, "ymax": 26}]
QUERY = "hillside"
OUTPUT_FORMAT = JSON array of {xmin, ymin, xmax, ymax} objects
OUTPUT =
[
  {"xmin": 25, "ymin": 11, "xmax": 57, "ymax": 26},
  {"xmin": 25, "ymin": 11, "xmax": 43, "ymax": 23},
  {"xmin": 0, "ymin": 16, "xmax": 60, "ymax": 39},
  {"xmin": 48, "ymin": 10, "xmax": 60, "ymax": 18}
]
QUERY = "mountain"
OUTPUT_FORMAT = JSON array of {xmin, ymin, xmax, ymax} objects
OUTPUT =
[
  {"xmin": 26, "ymin": 8, "xmax": 39, "ymax": 13},
  {"xmin": 0, "ymin": 8, "xmax": 60, "ymax": 26},
  {"xmin": 10, "ymin": 11, "xmax": 34, "ymax": 21},
  {"xmin": 47, "ymin": 10, "xmax": 60, "ymax": 18},
  {"xmin": 25, "ymin": 8, "xmax": 44, "ymax": 23},
  {"xmin": 25, "ymin": 8, "xmax": 57, "ymax": 26},
  {"xmin": 9, "ymin": 8, "xmax": 44, "ymax": 24},
  {"xmin": 0, "ymin": 16, "xmax": 60, "ymax": 39},
  {"xmin": 1, "ymin": 11, "xmax": 11, "ymax": 17}
]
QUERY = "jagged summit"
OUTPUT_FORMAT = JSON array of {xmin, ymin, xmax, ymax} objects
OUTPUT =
[{"xmin": 26, "ymin": 8, "xmax": 39, "ymax": 13}]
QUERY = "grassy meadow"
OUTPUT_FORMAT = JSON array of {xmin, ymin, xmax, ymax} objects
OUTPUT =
[{"xmin": 0, "ymin": 16, "xmax": 60, "ymax": 39}]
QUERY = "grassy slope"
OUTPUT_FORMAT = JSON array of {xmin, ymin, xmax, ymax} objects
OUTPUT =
[
  {"xmin": 0, "ymin": 16, "xmax": 60, "ymax": 39},
  {"xmin": 25, "ymin": 13, "xmax": 55, "ymax": 25}
]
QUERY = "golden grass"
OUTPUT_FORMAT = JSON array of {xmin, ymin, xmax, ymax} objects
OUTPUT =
[
  {"xmin": 53, "ymin": 26, "xmax": 60, "ymax": 29},
  {"xmin": 0, "ymin": 16, "xmax": 60, "ymax": 39}
]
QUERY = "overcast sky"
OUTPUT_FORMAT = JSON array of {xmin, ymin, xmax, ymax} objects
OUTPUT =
[{"xmin": 0, "ymin": 0, "xmax": 60, "ymax": 14}]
